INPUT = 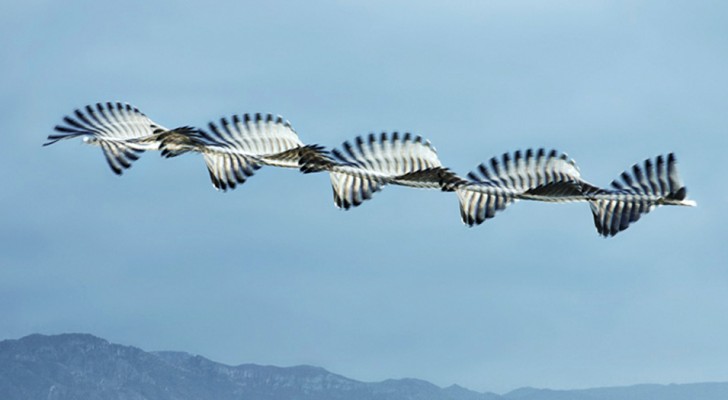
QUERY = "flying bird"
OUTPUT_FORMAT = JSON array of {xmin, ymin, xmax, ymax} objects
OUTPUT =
[
  {"xmin": 446, "ymin": 149, "xmax": 696, "ymax": 236},
  {"xmin": 45, "ymin": 102, "xmax": 168, "ymax": 175},
  {"xmin": 299, "ymin": 131, "xmax": 457, "ymax": 209},
  {"xmin": 582, "ymin": 153, "xmax": 696, "ymax": 236},
  {"xmin": 47, "ymin": 101, "xmax": 695, "ymax": 237},
  {"xmin": 443, "ymin": 148, "xmax": 586, "ymax": 225},
  {"xmin": 154, "ymin": 121, "xmax": 454, "ymax": 206},
  {"xmin": 152, "ymin": 113, "xmax": 322, "ymax": 190}
]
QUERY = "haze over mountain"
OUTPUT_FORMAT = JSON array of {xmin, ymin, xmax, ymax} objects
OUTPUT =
[{"xmin": 1, "ymin": 334, "xmax": 726, "ymax": 400}]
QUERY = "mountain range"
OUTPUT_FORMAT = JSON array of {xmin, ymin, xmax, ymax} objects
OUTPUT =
[{"xmin": 1, "ymin": 333, "xmax": 726, "ymax": 400}]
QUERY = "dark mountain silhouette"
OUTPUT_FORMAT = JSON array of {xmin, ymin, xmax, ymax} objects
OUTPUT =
[{"xmin": 1, "ymin": 333, "xmax": 726, "ymax": 400}]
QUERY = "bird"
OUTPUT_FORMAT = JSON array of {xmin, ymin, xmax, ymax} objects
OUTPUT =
[
  {"xmin": 443, "ymin": 148, "xmax": 586, "ymax": 225},
  {"xmin": 152, "ymin": 113, "xmax": 322, "ymax": 191},
  {"xmin": 581, "ymin": 153, "xmax": 696, "ymax": 236},
  {"xmin": 298, "ymin": 131, "xmax": 458, "ymax": 209},
  {"xmin": 48, "ymin": 101, "xmax": 695, "ymax": 237},
  {"xmin": 446, "ymin": 149, "xmax": 696, "ymax": 236},
  {"xmin": 45, "ymin": 102, "xmax": 168, "ymax": 175},
  {"xmin": 154, "ymin": 120, "xmax": 456, "ymax": 207}
]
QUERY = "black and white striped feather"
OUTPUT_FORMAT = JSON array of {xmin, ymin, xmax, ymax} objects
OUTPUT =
[
  {"xmin": 300, "ymin": 132, "xmax": 451, "ymax": 209},
  {"xmin": 328, "ymin": 171, "xmax": 388, "ymax": 210},
  {"xmin": 454, "ymin": 148, "xmax": 585, "ymax": 226},
  {"xmin": 48, "ymin": 102, "xmax": 696, "ymax": 237},
  {"xmin": 156, "ymin": 113, "xmax": 304, "ymax": 191},
  {"xmin": 330, "ymin": 132, "xmax": 445, "ymax": 187},
  {"xmin": 45, "ymin": 102, "xmax": 165, "ymax": 175},
  {"xmin": 587, "ymin": 153, "xmax": 695, "ymax": 237}
]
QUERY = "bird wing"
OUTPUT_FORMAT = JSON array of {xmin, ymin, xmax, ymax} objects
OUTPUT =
[
  {"xmin": 193, "ymin": 113, "xmax": 304, "ymax": 163},
  {"xmin": 330, "ymin": 132, "xmax": 445, "ymax": 187},
  {"xmin": 308, "ymin": 132, "xmax": 448, "ymax": 209},
  {"xmin": 456, "ymin": 148, "xmax": 585, "ymax": 225},
  {"xmin": 588, "ymin": 153, "xmax": 695, "ymax": 237},
  {"xmin": 46, "ymin": 102, "xmax": 167, "ymax": 175},
  {"xmin": 156, "ymin": 113, "xmax": 304, "ymax": 190}
]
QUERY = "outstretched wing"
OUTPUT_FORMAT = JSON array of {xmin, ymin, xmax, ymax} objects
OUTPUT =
[
  {"xmin": 46, "ymin": 102, "xmax": 166, "ymax": 175},
  {"xmin": 465, "ymin": 148, "xmax": 583, "ymax": 197},
  {"xmin": 589, "ymin": 153, "xmax": 696, "ymax": 237},
  {"xmin": 329, "ymin": 132, "xmax": 445, "ymax": 187},
  {"xmin": 157, "ymin": 113, "xmax": 305, "ymax": 191},
  {"xmin": 456, "ymin": 148, "xmax": 585, "ymax": 226},
  {"xmin": 193, "ymin": 113, "xmax": 303, "ymax": 162},
  {"xmin": 305, "ymin": 132, "xmax": 451, "ymax": 209}
]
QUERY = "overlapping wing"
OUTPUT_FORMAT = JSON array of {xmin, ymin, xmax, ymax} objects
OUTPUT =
[
  {"xmin": 300, "ymin": 132, "xmax": 454, "ymax": 209},
  {"xmin": 47, "ymin": 101, "xmax": 696, "ymax": 237},
  {"xmin": 454, "ymin": 148, "xmax": 585, "ymax": 226},
  {"xmin": 156, "ymin": 113, "xmax": 304, "ymax": 191}
]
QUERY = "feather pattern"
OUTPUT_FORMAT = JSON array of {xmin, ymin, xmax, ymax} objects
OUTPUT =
[
  {"xmin": 46, "ymin": 102, "xmax": 165, "ymax": 175},
  {"xmin": 180, "ymin": 113, "xmax": 303, "ymax": 164},
  {"xmin": 299, "ymin": 132, "xmax": 450, "ymax": 209},
  {"xmin": 328, "ymin": 171, "xmax": 387, "ymax": 210},
  {"xmin": 48, "ymin": 101, "xmax": 696, "ymax": 237},
  {"xmin": 329, "ymin": 132, "xmax": 445, "ymax": 187},
  {"xmin": 156, "ymin": 113, "xmax": 304, "ymax": 191},
  {"xmin": 586, "ymin": 153, "xmax": 695, "ymax": 237},
  {"xmin": 455, "ymin": 148, "xmax": 585, "ymax": 226}
]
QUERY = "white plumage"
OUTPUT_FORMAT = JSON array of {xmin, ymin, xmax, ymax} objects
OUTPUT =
[
  {"xmin": 449, "ymin": 149, "xmax": 586, "ymax": 225},
  {"xmin": 449, "ymin": 149, "xmax": 695, "ymax": 236},
  {"xmin": 299, "ymin": 132, "xmax": 455, "ymax": 209},
  {"xmin": 153, "ymin": 113, "xmax": 308, "ymax": 190},
  {"xmin": 45, "ymin": 102, "xmax": 166, "ymax": 175},
  {"xmin": 47, "ymin": 101, "xmax": 696, "ymax": 237},
  {"xmin": 583, "ymin": 153, "xmax": 696, "ymax": 236}
]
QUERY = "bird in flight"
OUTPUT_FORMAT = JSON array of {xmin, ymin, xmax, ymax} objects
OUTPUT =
[
  {"xmin": 46, "ymin": 101, "xmax": 696, "ymax": 237},
  {"xmin": 45, "ymin": 102, "xmax": 168, "ymax": 175},
  {"xmin": 151, "ymin": 113, "xmax": 318, "ymax": 191},
  {"xmin": 442, "ymin": 149, "xmax": 696, "ymax": 237}
]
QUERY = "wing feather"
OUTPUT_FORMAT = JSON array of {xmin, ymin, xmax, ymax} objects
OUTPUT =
[
  {"xmin": 155, "ymin": 113, "xmax": 304, "ymax": 190},
  {"xmin": 310, "ymin": 132, "xmax": 448, "ymax": 209},
  {"xmin": 46, "ymin": 102, "xmax": 164, "ymax": 174},
  {"xmin": 453, "ymin": 148, "xmax": 584, "ymax": 226},
  {"xmin": 589, "ymin": 153, "xmax": 694, "ymax": 236}
]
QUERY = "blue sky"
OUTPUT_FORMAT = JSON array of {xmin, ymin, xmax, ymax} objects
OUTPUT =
[{"xmin": 1, "ymin": 0, "xmax": 727, "ymax": 393}]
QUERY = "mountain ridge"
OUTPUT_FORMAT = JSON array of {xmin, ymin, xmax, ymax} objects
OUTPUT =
[{"xmin": 1, "ymin": 333, "xmax": 726, "ymax": 400}]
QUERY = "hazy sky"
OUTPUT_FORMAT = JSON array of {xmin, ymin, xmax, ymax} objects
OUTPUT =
[{"xmin": 1, "ymin": 0, "xmax": 727, "ymax": 394}]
